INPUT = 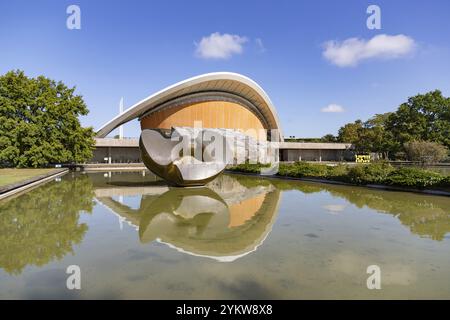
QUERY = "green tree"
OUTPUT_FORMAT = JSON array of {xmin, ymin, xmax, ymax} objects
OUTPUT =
[
  {"xmin": 359, "ymin": 113, "xmax": 396, "ymax": 158},
  {"xmin": 404, "ymin": 140, "xmax": 448, "ymax": 164},
  {"xmin": 336, "ymin": 117, "xmax": 393, "ymax": 155},
  {"xmin": 386, "ymin": 90, "xmax": 450, "ymax": 149},
  {"xmin": 321, "ymin": 134, "xmax": 337, "ymax": 142},
  {"xmin": 337, "ymin": 120, "xmax": 363, "ymax": 144},
  {"xmin": 335, "ymin": 90, "xmax": 450, "ymax": 159},
  {"xmin": 0, "ymin": 70, "xmax": 95, "ymax": 167}
]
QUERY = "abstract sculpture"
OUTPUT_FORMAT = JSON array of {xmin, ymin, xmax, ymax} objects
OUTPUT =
[{"xmin": 139, "ymin": 127, "xmax": 232, "ymax": 187}]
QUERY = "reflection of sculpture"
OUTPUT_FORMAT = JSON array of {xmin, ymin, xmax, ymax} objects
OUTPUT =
[
  {"xmin": 0, "ymin": 176, "xmax": 94, "ymax": 275},
  {"xmin": 95, "ymin": 174, "xmax": 281, "ymax": 261},
  {"xmin": 140, "ymin": 128, "xmax": 230, "ymax": 187}
]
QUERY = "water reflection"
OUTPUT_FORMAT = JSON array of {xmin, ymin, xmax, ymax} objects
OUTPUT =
[
  {"xmin": 270, "ymin": 179, "xmax": 450, "ymax": 241},
  {"xmin": 0, "ymin": 171, "xmax": 449, "ymax": 278},
  {"xmin": 0, "ymin": 175, "xmax": 94, "ymax": 275},
  {"xmin": 95, "ymin": 175, "xmax": 281, "ymax": 261}
]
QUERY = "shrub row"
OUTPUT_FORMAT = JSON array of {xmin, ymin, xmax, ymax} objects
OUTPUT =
[
  {"xmin": 228, "ymin": 162, "xmax": 450, "ymax": 190},
  {"xmin": 227, "ymin": 162, "xmax": 271, "ymax": 174}
]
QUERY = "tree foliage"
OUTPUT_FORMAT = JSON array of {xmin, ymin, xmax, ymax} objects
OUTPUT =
[
  {"xmin": 336, "ymin": 114, "xmax": 394, "ymax": 157},
  {"xmin": 404, "ymin": 140, "xmax": 448, "ymax": 164},
  {"xmin": 0, "ymin": 70, "xmax": 95, "ymax": 167},
  {"xmin": 386, "ymin": 90, "xmax": 450, "ymax": 150},
  {"xmin": 333, "ymin": 90, "xmax": 450, "ymax": 160},
  {"xmin": 337, "ymin": 120, "xmax": 363, "ymax": 145},
  {"xmin": 321, "ymin": 134, "xmax": 338, "ymax": 142}
]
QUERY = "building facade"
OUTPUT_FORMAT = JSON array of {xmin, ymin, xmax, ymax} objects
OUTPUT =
[
  {"xmin": 91, "ymin": 72, "xmax": 352, "ymax": 165},
  {"xmin": 92, "ymin": 138, "xmax": 352, "ymax": 164}
]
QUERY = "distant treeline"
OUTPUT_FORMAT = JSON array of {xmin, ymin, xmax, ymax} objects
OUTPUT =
[{"xmin": 296, "ymin": 90, "xmax": 450, "ymax": 162}]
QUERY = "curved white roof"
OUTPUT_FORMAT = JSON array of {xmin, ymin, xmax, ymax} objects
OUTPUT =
[{"xmin": 95, "ymin": 72, "xmax": 283, "ymax": 141}]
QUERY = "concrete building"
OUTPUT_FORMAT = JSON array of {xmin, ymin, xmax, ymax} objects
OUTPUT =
[
  {"xmin": 92, "ymin": 138, "xmax": 352, "ymax": 164},
  {"xmin": 279, "ymin": 142, "xmax": 352, "ymax": 162},
  {"xmin": 92, "ymin": 138, "xmax": 140, "ymax": 164},
  {"xmin": 91, "ymin": 72, "xmax": 352, "ymax": 165},
  {"xmin": 95, "ymin": 72, "xmax": 283, "ymax": 141}
]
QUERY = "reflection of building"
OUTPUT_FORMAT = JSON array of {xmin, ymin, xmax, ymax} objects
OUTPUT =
[
  {"xmin": 91, "ymin": 72, "xmax": 351, "ymax": 164},
  {"xmin": 94, "ymin": 174, "xmax": 281, "ymax": 261}
]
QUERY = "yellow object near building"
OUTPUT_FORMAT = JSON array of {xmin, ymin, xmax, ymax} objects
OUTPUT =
[{"xmin": 356, "ymin": 155, "xmax": 371, "ymax": 163}]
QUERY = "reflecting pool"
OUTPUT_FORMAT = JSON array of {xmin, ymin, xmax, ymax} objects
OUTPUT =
[{"xmin": 0, "ymin": 171, "xmax": 449, "ymax": 299}]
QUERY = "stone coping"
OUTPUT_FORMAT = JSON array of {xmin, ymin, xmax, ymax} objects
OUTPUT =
[{"xmin": 0, "ymin": 168, "xmax": 69, "ymax": 200}]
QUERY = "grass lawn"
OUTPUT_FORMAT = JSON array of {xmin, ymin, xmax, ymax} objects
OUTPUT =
[{"xmin": 0, "ymin": 168, "xmax": 59, "ymax": 188}]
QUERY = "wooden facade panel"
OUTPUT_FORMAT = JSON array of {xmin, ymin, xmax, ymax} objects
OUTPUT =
[{"xmin": 140, "ymin": 100, "xmax": 266, "ymax": 140}]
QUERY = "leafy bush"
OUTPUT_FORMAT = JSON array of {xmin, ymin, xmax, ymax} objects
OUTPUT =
[
  {"xmin": 293, "ymin": 162, "xmax": 329, "ymax": 177},
  {"xmin": 325, "ymin": 164, "xmax": 349, "ymax": 181},
  {"xmin": 229, "ymin": 162, "xmax": 448, "ymax": 190},
  {"xmin": 278, "ymin": 162, "xmax": 328, "ymax": 178},
  {"xmin": 346, "ymin": 163, "xmax": 395, "ymax": 184},
  {"xmin": 385, "ymin": 167, "xmax": 443, "ymax": 188},
  {"xmin": 278, "ymin": 163, "xmax": 299, "ymax": 177},
  {"xmin": 227, "ymin": 163, "xmax": 269, "ymax": 174},
  {"xmin": 404, "ymin": 140, "xmax": 448, "ymax": 164}
]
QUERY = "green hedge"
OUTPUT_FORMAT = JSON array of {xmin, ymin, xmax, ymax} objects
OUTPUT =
[
  {"xmin": 228, "ymin": 162, "xmax": 450, "ymax": 190},
  {"xmin": 385, "ymin": 167, "xmax": 443, "ymax": 188},
  {"xmin": 278, "ymin": 162, "xmax": 329, "ymax": 178},
  {"xmin": 345, "ymin": 163, "xmax": 395, "ymax": 184},
  {"xmin": 227, "ymin": 163, "xmax": 270, "ymax": 174}
]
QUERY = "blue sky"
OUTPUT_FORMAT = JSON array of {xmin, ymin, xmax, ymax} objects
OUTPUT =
[{"xmin": 1, "ymin": 0, "xmax": 450, "ymax": 138}]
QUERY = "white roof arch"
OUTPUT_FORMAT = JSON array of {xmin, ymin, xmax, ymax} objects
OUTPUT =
[{"xmin": 95, "ymin": 72, "xmax": 284, "ymax": 141}]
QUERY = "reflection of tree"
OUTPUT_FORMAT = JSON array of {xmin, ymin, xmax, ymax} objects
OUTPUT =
[
  {"xmin": 270, "ymin": 179, "xmax": 450, "ymax": 241},
  {"xmin": 270, "ymin": 180, "xmax": 324, "ymax": 193},
  {"xmin": 229, "ymin": 176, "xmax": 273, "ymax": 189},
  {"xmin": 0, "ymin": 175, "xmax": 94, "ymax": 275},
  {"xmin": 328, "ymin": 189, "xmax": 450, "ymax": 241}
]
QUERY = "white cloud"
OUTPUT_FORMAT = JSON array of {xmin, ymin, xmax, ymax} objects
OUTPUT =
[
  {"xmin": 323, "ymin": 34, "xmax": 416, "ymax": 67},
  {"xmin": 321, "ymin": 104, "xmax": 345, "ymax": 113},
  {"xmin": 323, "ymin": 204, "xmax": 346, "ymax": 214},
  {"xmin": 195, "ymin": 32, "xmax": 248, "ymax": 59}
]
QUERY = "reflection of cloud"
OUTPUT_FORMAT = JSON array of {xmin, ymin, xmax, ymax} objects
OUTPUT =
[
  {"xmin": 323, "ymin": 204, "xmax": 346, "ymax": 214},
  {"xmin": 331, "ymin": 251, "xmax": 416, "ymax": 286}
]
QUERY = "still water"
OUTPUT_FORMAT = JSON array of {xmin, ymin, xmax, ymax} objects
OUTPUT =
[{"xmin": 0, "ymin": 171, "xmax": 449, "ymax": 299}]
